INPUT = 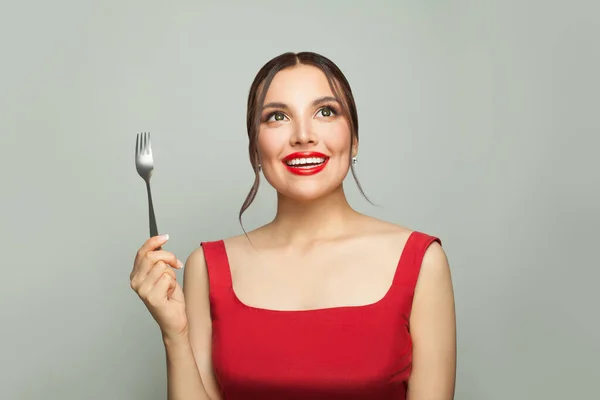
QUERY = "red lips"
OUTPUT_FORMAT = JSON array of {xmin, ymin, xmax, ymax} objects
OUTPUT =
[{"xmin": 282, "ymin": 151, "xmax": 329, "ymax": 176}]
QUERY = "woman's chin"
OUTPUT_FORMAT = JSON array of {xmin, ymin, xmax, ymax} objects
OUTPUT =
[
  {"xmin": 264, "ymin": 171, "xmax": 346, "ymax": 203},
  {"xmin": 277, "ymin": 184, "xmax": 342, "ymax": 203}
]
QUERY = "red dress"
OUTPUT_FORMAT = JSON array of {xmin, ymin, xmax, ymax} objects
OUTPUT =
[{"xmin": 200, "ymin": 231, "xmax": 441, "ymax": 400}]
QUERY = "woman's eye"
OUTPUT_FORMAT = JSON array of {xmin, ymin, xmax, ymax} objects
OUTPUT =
[
  {"xmin": 268, "ymin": 112, "xmax": 286, "ymax": 122},
  {"xmin": 317, "ymin": 106, "xmax": 335, "ymax": 118}
]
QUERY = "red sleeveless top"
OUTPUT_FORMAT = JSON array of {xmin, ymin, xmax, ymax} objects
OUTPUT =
[{"xmin": 200, "ymin": 231, "xmax": 440, "ymax": 400}]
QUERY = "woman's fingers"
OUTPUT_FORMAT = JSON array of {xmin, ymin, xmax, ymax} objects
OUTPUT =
[
  {"xmin": 146, "ymin": 250, "xmax": 183, "ymax": 271},
  {"xmin": 147, "ymin": 260, "xmax": 177, "ymax": 285},
  {"xmin": 146, "ymin": 273, "xmax": 176, "ymax": 307},
  {"xmin": 131, "ymin": 249, "xmax": 183, "ymax": 284},
  {"xmin": 135, "ymin": 234, "xmax": 170, "ymax": 263},
  {"xmin": 135, "ymin": 260, "xmax": 177, "ymax": 297},
  {"xmin": 130, "ymin": 235, "xmax": 169, "ymax": 281}
]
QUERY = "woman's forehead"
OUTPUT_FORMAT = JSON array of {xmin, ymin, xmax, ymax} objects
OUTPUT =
[{"xmin": 264, "ymin": 65, "xmax": 335, "ymax": 104}]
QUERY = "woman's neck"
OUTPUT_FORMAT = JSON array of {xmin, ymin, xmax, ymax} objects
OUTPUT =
[{"xmin": 266, "ymin": 185, "xmax": 360, "ymax": 246}]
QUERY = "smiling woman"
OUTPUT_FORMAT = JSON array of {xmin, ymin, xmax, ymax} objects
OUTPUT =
[
  {"xmin": 129, "ymin": 51, "xmax": 457, "ymax": 400},
  {"xmin": 240, "ymin": 52, "xmax": 368, "ymax": 218}
]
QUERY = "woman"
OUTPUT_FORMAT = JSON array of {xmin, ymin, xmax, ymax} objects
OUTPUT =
[{"xmin": 130, "ymin": 52, "xmax": 456, "ymax": 399}]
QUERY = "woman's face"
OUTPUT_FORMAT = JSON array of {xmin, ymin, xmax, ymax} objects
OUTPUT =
[{"xmin": 257, "ymin": 64, "xmax": 357, "ymax": 202}]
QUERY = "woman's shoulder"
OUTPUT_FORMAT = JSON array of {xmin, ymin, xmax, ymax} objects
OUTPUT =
[
  {"xmin": 362, "ymin": 218, "xmax": 449, "ymax": 295},
  {"xmin": 185, "ymin": 234, "xmax": 235, "ymax": 268},
  {"xmin": 354, "ymin": 214, "xmax": 443, "ymax": 254},
  {"xmin": 354, "ymin": 214, "xmax": 414, "ymax": 242},
  {"xmin": 363, "ymin": 214, "xmax": 439, "ymax": 236}
]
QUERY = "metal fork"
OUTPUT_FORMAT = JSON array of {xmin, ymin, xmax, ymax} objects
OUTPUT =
[{"xmin": 135, "ymin": 132, "xmax": 160, "ymax": 239}]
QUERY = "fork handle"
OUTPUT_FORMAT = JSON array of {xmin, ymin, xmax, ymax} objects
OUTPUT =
[{"xmin": 146, "ymin": 181, "xmax": 161, "ymax": 248}]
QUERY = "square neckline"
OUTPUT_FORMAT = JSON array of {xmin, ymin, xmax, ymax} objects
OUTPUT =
[{"xmin": 212, "ymin": 230, "xmax": 419, "ymax": 314}]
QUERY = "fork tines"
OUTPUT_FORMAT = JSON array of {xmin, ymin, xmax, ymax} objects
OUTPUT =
[{"xmin": 136, "ymin": 131, "xmax": 152, "ymax": 156}]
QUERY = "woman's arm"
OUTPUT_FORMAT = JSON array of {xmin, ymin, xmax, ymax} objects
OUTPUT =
[
  {"xmin": 163, "ymin": 332, "xmax": 211, "ymax": 400},
  {"xmin": 164, "ymin": 247, "xmax": 222, "ymax": 400},
  {"xmin": 407, "ymin": 242, "xmax": 457, "ymax": 400}
]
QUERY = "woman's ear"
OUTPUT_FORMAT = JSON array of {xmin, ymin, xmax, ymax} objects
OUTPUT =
[{"xmin": 352, "ymin": 140, "xmax": 359, "ymax": 159}]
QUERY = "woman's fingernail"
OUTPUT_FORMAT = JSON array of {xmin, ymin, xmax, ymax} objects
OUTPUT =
[
  {"xmin": 177, "ymin": 259, "xmax": 184, "ymax": 268},
  {"xmin": 161, "ymin": 234, "xmax": 169, "ymax": 241}
]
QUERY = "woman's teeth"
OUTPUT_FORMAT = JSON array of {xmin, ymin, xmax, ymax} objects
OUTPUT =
[{"xmin": 285, "ymin": 157, "xmax": 326, "ymax": 167}]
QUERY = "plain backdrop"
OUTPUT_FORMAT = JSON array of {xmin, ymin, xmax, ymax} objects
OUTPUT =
[{"xmin": 1, "ymin": 0, "xmax": 598, "ymax": 399}]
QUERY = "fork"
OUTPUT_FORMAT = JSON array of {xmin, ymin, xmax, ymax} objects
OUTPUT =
[{"xmin": 135, "ymin": 132, "xmax": 160, "ymax": 240}]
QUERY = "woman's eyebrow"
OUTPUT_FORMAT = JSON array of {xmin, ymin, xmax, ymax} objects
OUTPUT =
[
  {"xmin": 312, "ymin": 96, "xmax": 339, "ymax": 106},
  {"xmin": 262, "ymin": 96, "xmax": 339, "ymax": 111},
  {"xmin": 262, "ymin": 101, "xmax": 288, "ymax": 111}
]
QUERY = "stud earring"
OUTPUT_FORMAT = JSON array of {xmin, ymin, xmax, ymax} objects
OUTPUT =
[{"xmin": 352, "ymin": 156, "xmax": 358, "ymax": 165}]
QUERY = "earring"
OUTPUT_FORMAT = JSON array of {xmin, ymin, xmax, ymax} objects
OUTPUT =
[
  {"xmin": 352, "ymin": 156, "xmax": 357, "ymax": 165},
  {"xmin": 258, "ymin": 163, "xmax": 262, "ymax": 171}
]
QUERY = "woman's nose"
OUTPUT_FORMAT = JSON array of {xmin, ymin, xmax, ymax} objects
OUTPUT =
[{"xmin": 290, "ymin": 119, "xmax": 318, "ymax": 146}]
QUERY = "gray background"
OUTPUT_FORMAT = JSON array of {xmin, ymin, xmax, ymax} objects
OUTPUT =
[{"xmin": 1, "ymin": 0, "xmax": 598, "ymax": 399}]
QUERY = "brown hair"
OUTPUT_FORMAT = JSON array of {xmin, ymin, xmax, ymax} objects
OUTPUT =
[{"xmin": 239, "ymin": 51, "xmax": 370, "ymax": 225}]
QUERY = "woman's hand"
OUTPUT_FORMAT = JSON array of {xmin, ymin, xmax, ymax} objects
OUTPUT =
[{"xmin": 130, "ymin": 234, "xmax": 188, "ymax": 341}]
